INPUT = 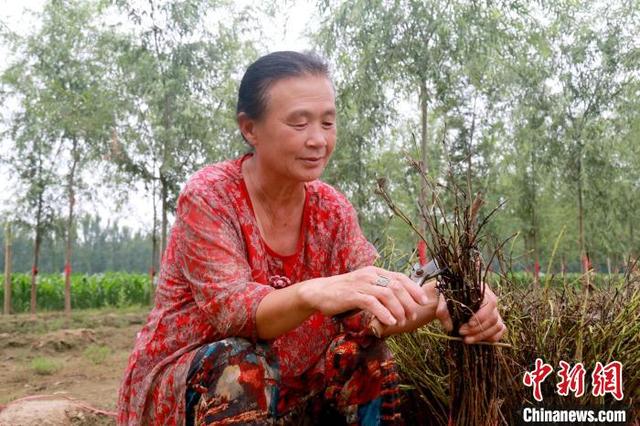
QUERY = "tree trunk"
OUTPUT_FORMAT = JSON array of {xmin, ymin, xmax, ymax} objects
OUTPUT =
[
  {"xmin": 150, "ymin": 178, "xmax": 158, "ymax": 306},
  {"xmin": 531, "ymin": 151, "xmax": 540, "ymax": 288},
  {"xmin": 532, "ymin": 223, "xmax": 540, "ymax": 288},
  {"xmin": 65, "ymin": 137, "xmax": 79, "ymax": 317},
  {"xmin": 630, "ymin": 219, "xmax": 635, "ymax": 258},
  {"xmin": 419, "ymin": 77, "xmax": 428, "ymax": 186},
  {"xmin": 356, "ymin": 135, "xmax": 365, "ymax": 224},
  {"xmin": 159, "ymin": 174, "xmax": 168, "ymax": 268},
  {"xmin": 577, "ymin": 153, "xmax": 588, "ymax": 291},
  {"xmin": 467, "ymin": 95, "xmax": 478, "ymax": 191},
  {"xmin": 31, "ymin": 194, "xmax": 43, "ymax": 314},
  {"xmin": 3, "ymin": 222, "xmax": 12, "ymax": 315}
]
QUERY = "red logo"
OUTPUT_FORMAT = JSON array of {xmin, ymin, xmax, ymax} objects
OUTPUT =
[
  {"xmin": 556, "ymin": 361, "xmax": 586, "ymax": 397},
  {"xmin": 592, "ymin": 361, "xmax": 623, "ymax": 400},
  {"xmin": 523, "ymin": 358, "xmax": 554, "ymax": 402},
  {"xmin": 524, "ymin": 359, "xmax": 624, "ymax": 402}
]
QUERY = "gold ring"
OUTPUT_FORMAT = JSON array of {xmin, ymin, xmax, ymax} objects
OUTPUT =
[{"xmin": 374, "ymin": 275, "xmax": 391, "ymax": 287}]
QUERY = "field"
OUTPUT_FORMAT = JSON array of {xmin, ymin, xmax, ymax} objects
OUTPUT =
[
  {"xmin": 0, "ymin": 307, "xmax": 149, "ymax": 424},
  {"xmin": 1, "ymin": 273, "xmax": 639, "ymax": 424}
]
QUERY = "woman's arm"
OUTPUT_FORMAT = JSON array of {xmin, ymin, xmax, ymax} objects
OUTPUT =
[
  {"xmin": 256, "ymin": 266, "xmax": 433, "ymax": 340},
  {"xmin": 254, "ymin": 278, "xmax": 320, "ymax": 340},
  {"xmin": 255, "ymin": 264, "xmax": 506, "ymax": 343}
]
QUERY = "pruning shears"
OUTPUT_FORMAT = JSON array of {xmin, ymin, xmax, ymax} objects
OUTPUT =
[
  {"xmin": 334, "ymin": 259, "xmax": 448, "ymax": 333},
  {"xmin": 410, "ymin": 259, "xmax": 448, "ymax": 286}
]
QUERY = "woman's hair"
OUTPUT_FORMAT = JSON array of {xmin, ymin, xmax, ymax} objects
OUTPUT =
[{"xmin": 236, "ymin": 51, "xmax": 330, "ymax": 121}]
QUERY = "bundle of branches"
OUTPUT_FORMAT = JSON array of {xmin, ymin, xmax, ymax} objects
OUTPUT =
[{"xmin": 376, "ymin": 159, "xmax": 516, "ymax": 425}]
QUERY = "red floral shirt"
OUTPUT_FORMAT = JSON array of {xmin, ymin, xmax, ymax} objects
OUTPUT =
[{"xmin": 117, "ymin": 154, "xmax": 378, "ymax": 425}]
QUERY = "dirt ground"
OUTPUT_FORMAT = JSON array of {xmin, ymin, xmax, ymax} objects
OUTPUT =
[{"xmin": 0, "ymin": 307, "xmax": 150, "ymax": 424}]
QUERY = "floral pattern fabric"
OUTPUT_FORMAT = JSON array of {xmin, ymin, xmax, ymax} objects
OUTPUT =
[
  {"xmin": 117, "ymin": 154, "xmax": 385, "ymax": 425},
  {"xmin": 185, "ymin": 321, "xmax": 404, "ymax": 425}
]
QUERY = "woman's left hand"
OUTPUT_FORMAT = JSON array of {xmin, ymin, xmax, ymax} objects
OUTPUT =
[{"xmin": 438, "ymin": 284, "xmax": 507, "ymax": 344}]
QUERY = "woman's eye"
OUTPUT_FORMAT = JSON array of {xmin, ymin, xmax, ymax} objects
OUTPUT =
[
  {"xmin": 322, "ymin": 122, "xmax": 335, "ymax": 128},
  {"xmin": 291, "ymin": 123, "xmax": 308, "ymax": 129}
]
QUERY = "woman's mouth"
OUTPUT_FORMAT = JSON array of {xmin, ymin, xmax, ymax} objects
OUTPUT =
[{"xmin": 300, "ymin": 157, "xmax": 323, "ymax": 165}]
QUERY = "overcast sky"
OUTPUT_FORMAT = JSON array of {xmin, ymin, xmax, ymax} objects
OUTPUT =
[{"xmin": 0, "ymin": 0, "xmax": 317, "ymax": 232}]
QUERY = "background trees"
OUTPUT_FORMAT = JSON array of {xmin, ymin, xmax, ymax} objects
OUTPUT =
[{"xmin": 1, "ymin": 0, "xmax": 639, "ymax": 280}]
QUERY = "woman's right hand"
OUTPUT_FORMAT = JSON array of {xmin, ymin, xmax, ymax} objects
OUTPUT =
[{"xmin": 298, "ymin": 266, "xmax": 432, "ymax": 327}]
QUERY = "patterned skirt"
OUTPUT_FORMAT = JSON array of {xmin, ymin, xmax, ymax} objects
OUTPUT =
[{"xmin": 185, "ymin": 325, "xmax": 404, "ymax": 425}]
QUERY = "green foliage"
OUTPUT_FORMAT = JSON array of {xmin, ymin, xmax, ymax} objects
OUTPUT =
[
  {"xmin": 30, "ymin": 357, "xmax": 61, "ymax": 375},
  {"xmin": 1, "ymin": 0, "xmax": 639, "ymax": 279},
  {"xmin": 314, "ymin": 0, "xmax": 640, "ymax": 273},
  {"xmin": 0, "ymin": 213, "xmax": 153, "ymax": 274},
  {"xmin": 83, "ymin": 344, "xmax": 112, "ymax": 365},
  {"xmin": 0, "ymin": 273, "xmax": 150, "ymax": 312}
]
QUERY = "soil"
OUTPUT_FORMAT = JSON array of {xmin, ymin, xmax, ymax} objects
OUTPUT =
[{"xmin": 0, "ymin": 307, "xmax": 149, "ymax": 425}]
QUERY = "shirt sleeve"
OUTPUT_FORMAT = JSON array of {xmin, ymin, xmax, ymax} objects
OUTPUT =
[
  {"xmin": 174, "ymin": 187, "xmax": 274, "ymax": 343},
  {"xmin": 335, "ymin": 200, "xmax": 379, "ymax": 273}
]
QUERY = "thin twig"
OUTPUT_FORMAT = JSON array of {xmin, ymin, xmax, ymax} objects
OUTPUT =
[{"xmin": 417, "ymin": 329, "xmax": 513, "ymax": 349}]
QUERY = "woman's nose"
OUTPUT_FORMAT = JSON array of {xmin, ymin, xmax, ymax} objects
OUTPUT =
[{"xmin": 305, "ymin": 124, "xmax": 329, "ymax": 148}]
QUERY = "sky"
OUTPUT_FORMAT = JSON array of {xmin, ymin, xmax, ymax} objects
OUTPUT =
[{"xmin": 0, "ymin": 0, "xmax": 317, "ymax": 232}]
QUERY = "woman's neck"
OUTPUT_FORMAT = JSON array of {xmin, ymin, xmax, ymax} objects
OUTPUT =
[{"xmin": 243, "ymin": 154, "xmax": 306, "ymax": 213}]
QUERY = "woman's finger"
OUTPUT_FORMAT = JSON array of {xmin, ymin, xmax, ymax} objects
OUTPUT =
[
  {"xmin": 367, "ymin": 284, "xmax": 407, "ymax": 325},
  {"xmin": 387, "ymin": 276, "xmax": 423, "ymax": 322},
  {"xmin": 380, "ymin": 269, "xmax": 431, "ymax": 305},
  {"xmin": 464, "ymin": 319, "xmax": 505, "ymax": 344},
  {"xmin": 435, "ymin": 295, "xmax": 453, "ymax": 332},
  {"xmin": 358, "ymin": 293, "xmax": 397, "ymax": 326},
  {"xmin": 459, "ymin": 307, "xmax": 499, "ymax": 336},
  {"xmin": 491, "ymin": 322, "xmax": 508, "ymax": 342},
  {"xmin": 459, "ymin": 293, "xmax": 497, "ymax": 333},
  {"xmin": 369, "ymin": 267, "xmax": 430, "ymax": 308}
]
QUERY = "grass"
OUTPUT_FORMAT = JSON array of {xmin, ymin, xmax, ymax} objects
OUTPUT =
[
  {"xmin": 83, "ymin": 345, "xmax": 112, "ymax": 365},
  {"xmin": 389, "ymin": 282, "xmax": 640, "ymax": 424},
  {"xmin": 0, "ymin": 306, "xmax": 150, "ymax": 334},
  {"xmin": 30, "ymin": 357, "xmax": 61, "ymax": 375}
]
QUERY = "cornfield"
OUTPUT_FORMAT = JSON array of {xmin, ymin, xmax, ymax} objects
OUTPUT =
[{"xmin": 1, "ymin": 273, "xmax": 150, "ymax": 312}]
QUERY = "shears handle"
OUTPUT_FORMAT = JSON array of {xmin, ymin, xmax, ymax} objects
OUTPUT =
[{"xmin": 410, "ymin": 259, "xmax": 447, "ymax": 286}]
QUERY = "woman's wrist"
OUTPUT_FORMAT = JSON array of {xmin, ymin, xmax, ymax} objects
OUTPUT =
[
  {"xmin": 295, "ymin": 277, "xmax": 325, "ymax": 314},
  {"xmin": 256, "ymin": 279, "xmax": 320, "ymax": 340}
]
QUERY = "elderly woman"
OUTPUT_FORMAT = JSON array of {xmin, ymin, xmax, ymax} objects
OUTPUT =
[{"xmin": 117, "ymin": 51, "xmax": 506, "ymax": 425}]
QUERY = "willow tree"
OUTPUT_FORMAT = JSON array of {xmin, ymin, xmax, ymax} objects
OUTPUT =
[
  {"xmin": 542, "ymin": 0, "xmax": 640, "ymax": 280},
  {"xmin": 109, "ymin": 0, "xmax": 257, "ymax": 276},
  {"xmin": 315, "ymin": 0, "xmax": 528, "ymax": 253},
  {"xmin": 3, "ymin": 0, "xmax": 118, "ymax": 315},
  {"xmin": 0, "ymin": 105, "xmax": 60, "ymax": 312},
  {"xmin": 1, "ymin": 32, "xmax": 63, "ymax": 311}
]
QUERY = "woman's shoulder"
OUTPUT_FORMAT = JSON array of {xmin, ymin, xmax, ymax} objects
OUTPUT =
[
  {"xmin": 307, "ymin": 180, "xmax": 356, "ymax": 217},
  {"xmin": 181, "ymin": 156, "xmax": 245, "ymax": 199}
]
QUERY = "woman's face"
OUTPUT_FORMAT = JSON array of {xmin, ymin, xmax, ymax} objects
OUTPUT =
[{"xmin": 241, "ymin": 74, "xmax": 337, "ymax": 183}]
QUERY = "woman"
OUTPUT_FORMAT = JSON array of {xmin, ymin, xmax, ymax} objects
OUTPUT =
[{"xmin": 117, "ymin": 51, "xmax": 506, "ymax": 425}]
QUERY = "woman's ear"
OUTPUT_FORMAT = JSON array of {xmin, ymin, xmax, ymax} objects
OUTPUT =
[{"xmin": 237, "ymin": 113, "xmax": 257, "ymax": 147}]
